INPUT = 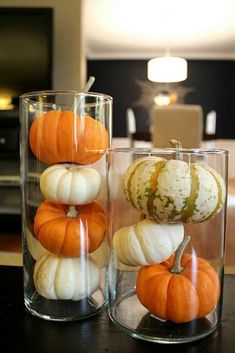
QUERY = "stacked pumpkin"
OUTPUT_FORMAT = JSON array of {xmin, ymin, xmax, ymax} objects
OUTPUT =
[
  {"xmin": 113, "ymin": 149, "xmax": 226, "ymax": 323},
  {"xmin": 28, "ymin": 110, "xmax": 108, "ymax": 301}
]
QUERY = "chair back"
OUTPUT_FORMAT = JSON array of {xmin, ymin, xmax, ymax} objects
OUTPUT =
[
  {"xmin": 151, "ymin": 104, "xmax": 203, "ymax": 148},
  {"xmin": 126, "ymin": 108, "xmax": 136, "ymax": 136}
]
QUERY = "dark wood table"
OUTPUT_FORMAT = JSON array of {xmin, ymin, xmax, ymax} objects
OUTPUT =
[{"xmin": 0, "ymin": 266, "xmax": 234, "ymax": 353}]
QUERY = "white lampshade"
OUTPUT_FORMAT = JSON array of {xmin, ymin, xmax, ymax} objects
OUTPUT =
[{"xmin": 147, "ymin": 56, "xmax": 187, "ymax": 83}]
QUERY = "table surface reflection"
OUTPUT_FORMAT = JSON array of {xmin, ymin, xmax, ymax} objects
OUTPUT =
[{"xmin": 0, "ymin": 266, "xmax": 234, "ymax": 353}]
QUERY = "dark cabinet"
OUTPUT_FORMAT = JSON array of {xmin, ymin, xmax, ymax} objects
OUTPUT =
[
  {"xmin": 0, "ymin": 109, "xmax": 21, "ymax": 230},
  {"xmin": 0, "ymin": 127, "xmax": 19, "ymax": 153},
  {"xmin": 0, "ymin": 109, "xmax": 19, "ymax": 156}
]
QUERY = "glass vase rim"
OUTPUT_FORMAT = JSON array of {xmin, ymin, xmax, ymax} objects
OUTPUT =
[
  {"xmin": 106, "ymin": 147, "xmax": 229, "ymax": 156},
  {"xmin": 20, "ymin": 90, "xmax": 113, "ymax": 102}
]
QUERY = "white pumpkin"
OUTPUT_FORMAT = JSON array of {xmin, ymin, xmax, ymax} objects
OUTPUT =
[
  {"xmin": 114, "ymin": 257, "xmax": 141, "ymax": 272},
  {"xmin": 33, "ymin": 254, "xmax": 100, "ymax": 301},
  {"xmin": 26, "ymin": 227, "xmax": 49, "ymax": 260},
  {"xmin": 113, "ymin": 219, "xmax": 184, "ymax": 266},
  {"xmin": 90, "ymin": 239, "xmax": 109, "ymax": 268},
  {"xmin": 40, "ymin": 164, "xmax": 102, "ymax": 205},
  {"xmin": 123, "ymin": 156, "xmax": 226, "ymax": 223}
]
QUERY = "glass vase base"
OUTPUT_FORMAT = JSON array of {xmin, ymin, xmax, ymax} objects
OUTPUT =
[
  {"xmin": 24, "ymin": 290, "xmax": 107, "ymax": 322},
  {"xmin": 108, "ymin": 290, "xmax": 220, "ymax": 344}
]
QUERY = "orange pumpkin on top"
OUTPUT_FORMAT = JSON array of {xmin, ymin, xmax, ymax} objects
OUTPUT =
[{"xmin": 29, "ymin": 110, "xmax": 108, "ymax": 165}]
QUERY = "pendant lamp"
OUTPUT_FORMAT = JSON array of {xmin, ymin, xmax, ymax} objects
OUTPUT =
[{"xmin": 148, "ymin": 56, "xmax": 187, "ymax": 83}]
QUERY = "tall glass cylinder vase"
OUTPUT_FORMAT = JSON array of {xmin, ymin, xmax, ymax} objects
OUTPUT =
[
  {"xmin": 108, "ymin": 147, "xmax": 228, "ymax": 344},
  {"xmin": 20, "ymin": 91, "xmax": 112, "ymax": 321}
]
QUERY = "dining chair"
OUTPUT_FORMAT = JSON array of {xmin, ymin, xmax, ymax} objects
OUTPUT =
[
  {"xmin": 126, "ymin": 108, "xmax": 151, "ymax": 147},
  {"xmin": 151, "ymin": 104, "xmax": 203, "ymax": 148}
]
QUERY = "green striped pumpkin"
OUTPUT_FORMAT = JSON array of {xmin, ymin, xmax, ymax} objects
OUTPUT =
[{"xmin": 123, "ymin": 156, "xmax": 226, "ymax": 223}]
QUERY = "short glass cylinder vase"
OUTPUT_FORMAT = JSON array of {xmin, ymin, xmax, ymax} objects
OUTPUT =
[
  {"xmin": 20, "ymin": 90, "xmax": 112, "ymax": 321},
  {"xmin": 108, "ymin": 147, "xmax": 228, "ymax": 344}
]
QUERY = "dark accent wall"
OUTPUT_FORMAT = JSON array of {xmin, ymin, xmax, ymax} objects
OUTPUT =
[{"xmin": 87, "ymin": 59, "xmax": 235, "ymax": 138}]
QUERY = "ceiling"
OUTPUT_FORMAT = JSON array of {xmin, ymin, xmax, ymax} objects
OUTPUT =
[{"xmin": 84, "ymin": 0, "xmax": 235, "ymax": 59}]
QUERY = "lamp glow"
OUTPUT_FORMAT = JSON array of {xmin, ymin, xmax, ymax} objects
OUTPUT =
[
  {"xmin": 148, "ymin": 56, "xmax": 187, "ymax": 83},
  {"xmin": 154, "ymin": 93, "xmax": 170, "ymax": 106},
  {"xmin": 0, "ymin": 95, "xmax": 14, "ymax": 110}
]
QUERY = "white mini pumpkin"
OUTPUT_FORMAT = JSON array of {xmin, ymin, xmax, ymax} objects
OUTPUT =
[
  {"xmin": 26, "ymin": 227, "xmax": 49, "ymax": 260},
  {"xmin": 113, "ymin": 219, "xmax": 184, "ymax": 266},
  {"xmin": 90, "ymin": 239, "xmax": 109, "ymax": 268},
  {"xmin": 123, "ymin": 156, "xmax": 226, "ymax": 223},
  {"xmin": 40, "ymin": 164, "xmax": 102, "ymax": 205},
  {"xmin": 33, "ymin": 254, "xmax": 100, "ymax": 301}
]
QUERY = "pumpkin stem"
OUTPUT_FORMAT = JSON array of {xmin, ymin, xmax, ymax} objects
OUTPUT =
[
  {"xmin": 66, "ymin": 206, "xmax": 78, "ymax": 218},
  {"xmin": 169, "ymin": 139, "xmax": 182, "ymax": 160},
  {"xmin": 140, "ymin": 214, "xmax": 147, "ymax": 220},
  {"xmin": 66, "ymin": 165, "xmax": 76, "ymax": 172},
  {"xmin": 170, "ymin": 234, "xmax": 191, "ymax": 274}
]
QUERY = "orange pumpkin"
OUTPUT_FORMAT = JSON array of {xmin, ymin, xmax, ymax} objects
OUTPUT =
[
  {"xmin": 34, "ymin": 200, "xmax": 106, "ymax": 257},
  {"xmin": 29, "ymin": 110, "xmax": 108, "ymax": 165},
  {"xmin": 136, "ymin": 253, "xmax": 220, "ymax": 323}
]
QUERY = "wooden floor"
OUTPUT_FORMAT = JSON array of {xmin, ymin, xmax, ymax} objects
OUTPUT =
[
  {"xmin": 0, "ymin": 233, "xmax": 22, "ymax": 266},
  {"xmin": 0, "ymin": 233, "xmax": 21, "ymax": 252}
]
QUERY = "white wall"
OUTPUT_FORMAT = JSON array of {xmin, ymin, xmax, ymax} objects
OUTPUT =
[{"xmin": 0, "ymin": 0, "xmax": 86, "ymax": 90}]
